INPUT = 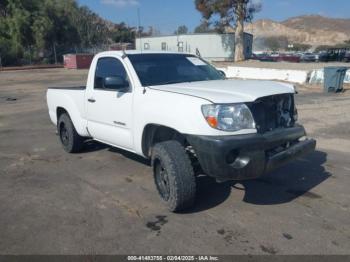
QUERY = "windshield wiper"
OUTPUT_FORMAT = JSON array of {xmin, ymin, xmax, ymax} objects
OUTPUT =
[
  {"xmin": 156, "ymin": 78, "xmax": 218, "ymax": 86},
  {"xmin": 158, "ymin": 80, "xmax": 184, "ymax": 85}
]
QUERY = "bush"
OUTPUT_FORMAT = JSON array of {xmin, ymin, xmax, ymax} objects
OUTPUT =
[
  {"xmin": 0, "ymin": 41, "xmax": 21, "ymax": 66},
  {"xmin": 263, "ymin": 36, "xmax": 289, "ymax": 51},
  {"xmin": 289, "ymin": 43, "xmax": 312, "ymax": 52},
  {"xmin": 42, "ymin": 58, "xmax": 51, "ymax": 64}
]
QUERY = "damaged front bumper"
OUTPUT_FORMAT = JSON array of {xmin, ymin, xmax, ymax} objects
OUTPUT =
[{"xmin": 186, "ymin": 125, "xmax": 316, "ymax": 182}]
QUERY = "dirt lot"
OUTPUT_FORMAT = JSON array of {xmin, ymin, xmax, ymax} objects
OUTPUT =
[{"xmin": 0, "ymin": 68, "xmax": 350, "ymax": 255}]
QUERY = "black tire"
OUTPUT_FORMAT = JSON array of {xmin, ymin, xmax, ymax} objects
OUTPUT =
[
  {"xmin": 57, "ymin": 113, "xmax": 84, "ymax": 153},
  {"xmin": 151, "ymin": 141, "xmax": 196, "ymax": 212}
]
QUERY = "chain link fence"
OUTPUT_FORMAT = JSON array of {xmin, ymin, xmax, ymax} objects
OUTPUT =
[{"xmin": 0, "ymin": 42, "xmax": 135, "ymax": 68}]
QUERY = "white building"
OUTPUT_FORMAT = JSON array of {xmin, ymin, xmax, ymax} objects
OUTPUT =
[{"xmin": 135, "ymin": 33, "xmax": 253, "ymax": 62}]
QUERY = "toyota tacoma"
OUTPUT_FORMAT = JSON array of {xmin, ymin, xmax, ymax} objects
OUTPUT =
[{"xmin": 47, "ymin": 51, "xmax": 316, "ymax": 211}]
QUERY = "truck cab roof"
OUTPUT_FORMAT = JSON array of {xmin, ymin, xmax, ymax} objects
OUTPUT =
[{"xmin": 97, "ymin": 50, "xmax": 193, "ymax": 57}]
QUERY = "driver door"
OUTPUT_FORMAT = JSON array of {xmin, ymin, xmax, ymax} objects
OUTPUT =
[{"xmin": 86, "ymin": 57, "xmax": 133, "ymax": 150}]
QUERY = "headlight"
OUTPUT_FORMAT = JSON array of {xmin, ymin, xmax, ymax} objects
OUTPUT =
[{"xmin": 201, "ymin": 104, "xmax": 255, "ymax": 131}]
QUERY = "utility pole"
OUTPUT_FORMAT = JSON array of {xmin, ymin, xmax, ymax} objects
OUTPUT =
[
  {"xmin": 29, "ymin": 46, "xmax": 32, "ymax": 65},
  {"xmin": 53, "ymin": 42, "xmax": 57, "ymax": 64},
  {"xmin": 137, "ymin": 8, "xmax": 142, "ymax": 51}
]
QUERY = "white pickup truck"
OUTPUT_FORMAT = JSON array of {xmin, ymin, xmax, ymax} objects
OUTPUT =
[{"xmin": 47, "ymin": 51, "xmax": 316, "ymax": 211}]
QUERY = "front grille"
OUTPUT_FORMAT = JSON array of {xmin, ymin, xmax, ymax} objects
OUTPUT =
[{"xmin": 247, "ymin": 94, "xmax": 296, "ymax": 133}]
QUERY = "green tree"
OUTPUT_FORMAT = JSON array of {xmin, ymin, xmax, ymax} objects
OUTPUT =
[
  {"xmin": 73, "ymin": 5, "xmax": 109, "ymax": 48},
  {"xmin": 335, "ymin": 40, "xmax": 350, "ymax": 49},
  {"xmin": 288, "ymin": 43, "xmax": 312, "ymax": 52},
  {"xmin": 194, "ymin": 22, "xmax": 208, "ymax": 33},
  {"xmin": 174, "ymin": 25, "xmax": 189, "ymax": 35},
  {"xmin": 7, "ymin": 0, "xmax": 33, "ymax": 54},
  {"xmin": 194, "ymin": 20, "xmax": 216, "ymax": 33},
  {"xmin": 315, "ymin": 45, "xmax": 332, "ymax": 53},
  {"xmin": 0, "ymin": 0, "xmax": 135, "ymax": 66},
  {"xmin": 111, "ymin": 23, "xmax": 136, "ymax": 43},
  {"xmin": 315, "ymin": 40, "xmax": 350, "ymax": 53},
  {"xmin": 195, "ymin": 0, "xmax": 261, "ymax": 61}
]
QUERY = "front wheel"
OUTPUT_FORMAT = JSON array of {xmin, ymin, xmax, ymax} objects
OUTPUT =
[{"xmin": 151, "ymin": 141, "xmax": 196, "ymax": 212}]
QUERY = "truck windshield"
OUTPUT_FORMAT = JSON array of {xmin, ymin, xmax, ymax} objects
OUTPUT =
[{"xmin": 127, "ymin": 54, "xmax": 224, "ymax": 86}]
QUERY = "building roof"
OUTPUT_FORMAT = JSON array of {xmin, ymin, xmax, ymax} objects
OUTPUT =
[{"xmin": 135, "ymin": 32, "xmax": 253, "ymax": 39}]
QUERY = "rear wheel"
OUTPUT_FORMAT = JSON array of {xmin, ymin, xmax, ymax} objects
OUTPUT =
[
  {"xmin": 58, "ymin": 113, "xmax": 84, "ymax": 153},
  {"xmin": 152, "ymin": 141, "xmax": 196, "ymax": 212}
]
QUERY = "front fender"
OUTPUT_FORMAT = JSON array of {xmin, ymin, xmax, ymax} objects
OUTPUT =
[{"xmin": 133, "ymin": 88, "xmax": 256, "ymax": 156}]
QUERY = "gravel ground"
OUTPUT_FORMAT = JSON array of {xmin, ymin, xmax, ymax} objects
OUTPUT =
[{"xmin": 0, "ymin": 68, "xmax": 349, "ymax": 255}]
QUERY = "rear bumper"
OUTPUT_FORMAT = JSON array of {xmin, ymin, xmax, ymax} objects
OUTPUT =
[{"xmin": 186, "ymin": 126, "xmax": 316, "ymax": 182}]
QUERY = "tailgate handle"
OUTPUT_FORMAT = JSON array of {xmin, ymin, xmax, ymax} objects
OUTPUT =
[{"xmin": 88, "ymin": 98, "xmax": 96, "ymax": 103}]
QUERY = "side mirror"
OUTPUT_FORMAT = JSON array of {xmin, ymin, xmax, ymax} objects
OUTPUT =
[
  {"xmin": 218, "ymin": 70, "xmax": 226, "ymax": 78},
  {"xmin": 103, "ymin": 76, "xmax": 129, "ymax": 91}
]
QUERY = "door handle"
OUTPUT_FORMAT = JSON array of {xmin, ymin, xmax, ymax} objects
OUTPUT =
[{"xmin": 88, "ymin": 98, "xmax": 96, "ymax": 103}]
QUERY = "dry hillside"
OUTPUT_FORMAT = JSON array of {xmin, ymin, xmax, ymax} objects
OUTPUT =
[{"xmin": 245, "ymin": 15, "xmax": 350, "ymax": 48}]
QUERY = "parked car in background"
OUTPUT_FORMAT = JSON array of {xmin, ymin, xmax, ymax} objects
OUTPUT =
[
  {"xmin": 270, "ymin": 52, "xmax": 279, "ymax": 58},
  {"xmin": 318, "ymin": 51, "xmax": 329, "ymax": 62},
  {"xmin": 318, "ymin": 48, "xmax": 350, "ymax": 62},
  {"xmin": 343, "ymin": 51, "xmax": 350, "ymax": 62},
  {"xmin": 300, "ymin": 53, "xmax": 318, "ymax": 62},
  {"xmin": 252, "ymin": 53, "xmax": 300, "ymax": 63},
  {"xmin": 275, "ymin": 53, "xmax": 300, "ymax": 63},
  {"xmin": 251, "ymin": 53, "xmax": 275, "ymax": 62},
  {"xmin": 250, "ymin": 53, "xmax": 261, "ymax": 60}
]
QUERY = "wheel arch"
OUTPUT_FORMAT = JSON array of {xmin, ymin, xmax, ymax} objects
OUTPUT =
[
  {"xmin": 56, "ymin": 107, "xmax": 69, "ymax": 124},
  {"xmin": 54, "ymin": 104, "xmax": 89, "ymax": 137},
  {"xmin": 141, "ymin": 124, "xmax": 187, "ymax": 158}
]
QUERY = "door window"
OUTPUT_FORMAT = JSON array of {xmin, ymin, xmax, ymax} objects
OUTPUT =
[{"xmin": 94, "ymin": 57, "xmax": 129, "ymax": 90}]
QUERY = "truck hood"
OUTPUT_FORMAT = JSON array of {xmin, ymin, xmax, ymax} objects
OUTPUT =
[{"xmin": 150, "ymin": 79, "xmax": 295, "ymax": 103}]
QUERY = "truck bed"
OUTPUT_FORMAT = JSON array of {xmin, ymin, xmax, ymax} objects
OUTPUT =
[
  {"xmin": 48, "ymin": 86, "xmax": 86, "ymax": 90},
  {"xmin": 47, "ymin": 86, "xmax": 87, "ymax": 136}
]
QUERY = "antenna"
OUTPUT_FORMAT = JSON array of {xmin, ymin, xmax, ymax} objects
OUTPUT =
[{"xmin": 122, "ymin": 49, "xmax": 127, "ymax": 59}]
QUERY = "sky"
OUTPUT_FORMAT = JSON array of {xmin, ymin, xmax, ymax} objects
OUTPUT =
[{"xmin": 78, "ymin": 0, "xmax": 350, "ymax": 34}]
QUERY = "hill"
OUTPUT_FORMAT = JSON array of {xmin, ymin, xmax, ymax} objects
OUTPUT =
[
  {"xmin": 245, "ymin": 15, "xmax": 350, "ymax": 49},
  {"xmin": 282, "ymin": 15, "xmax": 350, "ymax": 35}
]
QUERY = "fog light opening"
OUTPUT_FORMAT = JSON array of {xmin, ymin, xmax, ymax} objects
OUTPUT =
[{"xmin": 226, "ymin": 150, "xmax": 239, "ymax": 164}]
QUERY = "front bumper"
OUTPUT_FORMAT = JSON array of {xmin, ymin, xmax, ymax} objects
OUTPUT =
[{"xmin": 186, "ymin": 125, "xmax": 316, "ymax": 182}]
